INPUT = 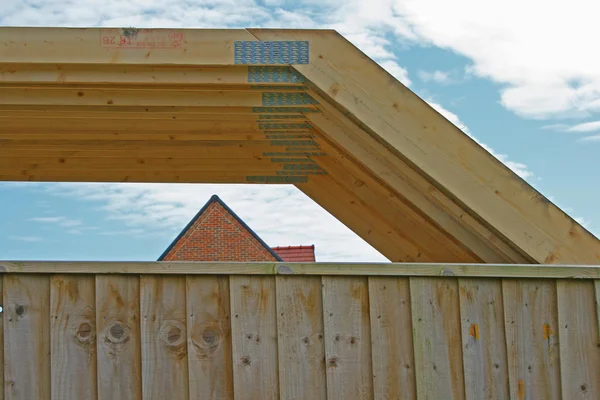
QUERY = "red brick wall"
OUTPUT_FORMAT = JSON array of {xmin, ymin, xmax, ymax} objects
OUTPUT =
[{"xmin": 161, "ymin": 202, "xmax": 278, "ymax": 262}]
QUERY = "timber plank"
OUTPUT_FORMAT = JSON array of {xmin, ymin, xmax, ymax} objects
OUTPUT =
[
  {"xmin": 0, "ymin": 139, "xmax": 283, "ymax": 149},
  {"xmin": 275, "ymin": 276, "xmax": 327, "ymax": 400},
  {"xmin": 50, "ymin": 275, "xmax": 97, "ymax": 399},
  {"xmin": 230, "ymin": 276, "xmax": 279, "ymax": 399},
  {"xmin": 410, "ymin": 277, "xmax": 465, "ymax": 399},
  {"xmin": 3, "ymin": 275, "xmax": 50, "ymax": 400},
  {"xmin": 0, "ymin": 87, "xmax": 265, "ymax": 107},
  {"xmin": 96, "ymin": 276, "xmax": 142, "ymax": 400},
  {"xmin": 458, "ymin": 279, "xmax": 509, "ymax": 399},
  {"xmin": 322, "ymin": 276, "xmax": 373, "ymax": 400},
  {"xmin": 0, "ymin": 64, "xmax": 253, "ymax": 85},
  {"xmin": 0, "ymin": 132, "xmax": 311, "ymax": 142},
  {"xmin": 557, "ymin": 281, "xmax": 600, "ymax": 399},
  {"xmin": 0, "ymin": 27, "xmax": 259, "ymax": 65},
  {"xmin": 596, "ymin": 280, "xmax": 600, "ymax": 346},
  {"xmin": 0, "ymin": 119, "xmax": 267, "ymax": 131},
  {"xmin": 186, "ymin": 276, "xmax": 234, "ymax": 399},
  {"xmin": 0, "ymin": 105, "xmax": 314, "ymax": 117},
  {"xmin": 0, "ymin": 171, "xmax": 291, "ymax": 184},
  {"xmin": 503, "ymin": 279, "xmax": 561, "ymax": 400},
  {"xmin": 311, "ymin": 134, "xmax": 480, "ymax": 263},
  {"xmin": 368, "ymin": 277, "xmax": 416, "ymax": 400},
  {"xmin": 140, "ymin": 276, "xmax": 188, "ymax": 400},
  {"xmin": 1, "ymin": 261, "xmax": 600, "ymax": 278},
  {"xmin": 0, "ymin": 148, "xmax": 270, "ymax": 159},
  {"xmin": 305, "ymin": 100, "xmax": 529, "ymax": 264},
  {"xmin": 0, "ymin": 158, "xmax": 289, "ymax": 172},
  {"xmin": 296, "ymin": 177, "xmax": 410, "ymax": 262}
]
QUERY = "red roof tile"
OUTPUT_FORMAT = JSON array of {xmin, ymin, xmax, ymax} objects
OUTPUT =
[{"xmin": 271, "ymin": 245, "xmax": 316, "ymax": 262}]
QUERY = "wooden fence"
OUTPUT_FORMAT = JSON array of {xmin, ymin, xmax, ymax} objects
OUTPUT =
[{"xmin": 0, "ymin": 262, "xmax": 598, "ymax": 399}]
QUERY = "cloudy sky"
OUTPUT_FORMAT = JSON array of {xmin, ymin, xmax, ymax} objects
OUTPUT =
[{"xmin": 1, "ymin": 0, "xmax": 598, "ymax": 262}]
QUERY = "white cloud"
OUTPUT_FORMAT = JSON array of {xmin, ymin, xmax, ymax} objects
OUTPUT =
[
  {"xmin": 567, "ymin": 120, "xmax": 600, "ymax": 133},
  {"xmin": 541, "ymin": 124, "xmax": 569, "ymax": 131},
  {"xmin": 30, "ymin": 216, "xmax": 64, "ymax": 223},
  {"xmin": 34, "ymin": 183, "xmax": 388, "ymax": 262},
  {"xmin": 30, "ymin": 216, "xmax": 83, "ymax": 227},
  {"xmin": 9, "ymin": 235, "xmax": 43, "ymax": 242},
  {"xmin": 418, "ymin": 70, "xmax": 453, "ymax": 84},
  {"xmin": 427, "ymin": 101, "xmax": 533, "ymax": 179},
  {"xmin": 580, "ymin": 134, "xmax": 600, "ymax": 142},
  {"xmin": 393, "ymin": 0, "xmax": 600, "ymax": 120}
]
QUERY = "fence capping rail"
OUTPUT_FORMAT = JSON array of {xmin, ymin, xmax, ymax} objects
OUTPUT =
[{"xmin": 0, "ymin": 261, "xmax": 599, "ymax": 279}]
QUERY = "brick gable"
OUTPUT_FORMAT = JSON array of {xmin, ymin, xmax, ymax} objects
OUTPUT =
[{"xmin": 158, "ymin": 195, "xmax": 281, "ymax": 262}]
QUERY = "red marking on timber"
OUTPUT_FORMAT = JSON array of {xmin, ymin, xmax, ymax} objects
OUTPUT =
[{"xmin": 100, "ymin": 28, "xmax": 184, "ymax": 49}]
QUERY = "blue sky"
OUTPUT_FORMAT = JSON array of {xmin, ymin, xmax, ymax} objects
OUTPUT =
[{"xmin": 1, "ymin": 0, "xmax": 599, "ymax": 261}]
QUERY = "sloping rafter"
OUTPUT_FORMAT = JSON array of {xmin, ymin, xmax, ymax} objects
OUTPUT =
[{"xmin": 1, "ymin": 27, "xmax": 598, "ymax": 264}]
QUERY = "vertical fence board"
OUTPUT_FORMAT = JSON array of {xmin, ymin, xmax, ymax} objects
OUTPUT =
[
  {"xmin": 4, "ymin": 275, "xmax": 50, "ymax": 400},
  {"xmin": 596, "ymin": 281, "xmax": 600, "ymax": 346},
  {"xmin": 276, "ymin": 276, "xmax": 326, "ymax": 400},
  {"xmin": 50, "ymin": 275, "xmax": 97, "ymax": 399},
  {"xmin": 230, "ymin": 276, "xmax": 279, "ymax": 400},
  {"xmin": 96, "ymin": 276, "xmax": 142, "ymax": 400},
  {"xmin": 458, "ymin": 278, "xmax": 509, "ymax": 400},
  {"xmin": 186, "ymin": 276, "xmax": 234, "ymax": 399},
  {"xmin": 503, "ymin": 279, "xmax": 561, "ymax": 400},
  {"xmin": 368, "ymin": 277, "xmax": 416, "ymax": 400},
  {"xmin": 140, "ymin": 276, "xmax": 188, "ymax": 400},
  {"xmin": 557, "ymin": 281, "xmax": 600, "ymax": 399},
  {"xmin": 0, "ymin": 277, "xmax": 3, "ymax": 400},
  {"xmin": 323, "ymin": 276, "xmax": 373, "ymax": 400},
  {"xmin": 410, "ymin": 277, "xmax": 464, "ymax": 399}
]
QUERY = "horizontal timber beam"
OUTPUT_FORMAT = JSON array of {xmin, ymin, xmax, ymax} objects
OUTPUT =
[
  {"xmin": 0, "ymin": 64, "xmax": 253, "ymax": 85},
  {"xmin": 0, "ymin": 132, "xmax": 313, "ymax": 142},
  {"xmin": 0, "ymin": 261, "xmax": 598, "ymax": 279},
  {"xmin": 0, "ymin": 27, "xmax": 263, "ymax": 65},
  {"xmin": 0, "ymin": 64, "xmax": 306, "ymax": 85},
  {"xmin": 0, "ymin": 119, "xmax": 310, "ymax": 132},
  {"xmin": 0, "ymin": 170, "xmax": 310, "ymax": 184},
  {"xmin": 0, "ymin": 157, "xmax": 298, "ymax": 171},
  {"xmin": 0, "ymin": 105, "xmax": 316, "ymax": 116},
  {"xmin": 0, "ymin": 87, "xmax": 314, "ymax": 108}
]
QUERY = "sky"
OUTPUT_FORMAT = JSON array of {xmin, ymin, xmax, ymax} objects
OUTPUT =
[{"xmin": 1, "ymin": 0, "xmax": 599, "ymax": 262}]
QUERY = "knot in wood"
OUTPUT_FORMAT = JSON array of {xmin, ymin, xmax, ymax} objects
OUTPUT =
[
  {"xmin": 106, "ymin": 321, "xmax": 130, "ymax": 344},
  {"xmin": 75, "ymin": 321, "xmax": 95, "ymax": 344},
  {"xmin": 159, "ymin": 320, "xmax": 186, "ymax": 348},
  {"xmin": 15, "ymin": 305, "xmax": 25, "ymax": 317},
  {"xmin": 202, "ymin": 328, "xmax": 218, "ymax": 346},
  {"xmin": 241, "ymin": 356, "xmax": 251, "ymax": 366},
  {"xmin": 191, "ymin": 323, "xmax": 222, "ymax": 358},
  {"xmin": 328, "ymin": 357, "xmax": 339, "ymax": 367}
]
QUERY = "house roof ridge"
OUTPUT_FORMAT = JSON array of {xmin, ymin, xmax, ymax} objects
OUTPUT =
[{"xmin": 157, "ymin": 194, "xmax": 283, "ymax": 262}]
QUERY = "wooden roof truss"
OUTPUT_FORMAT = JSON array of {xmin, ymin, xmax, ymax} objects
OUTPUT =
[{"xmin": 1, "ymin": 27, "xmax": 598, "ymax": 264}]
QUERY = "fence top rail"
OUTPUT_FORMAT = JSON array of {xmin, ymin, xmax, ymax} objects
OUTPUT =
[{"xmin": 0, "ymin": 261, "xmax": 598, "ymax": 279}]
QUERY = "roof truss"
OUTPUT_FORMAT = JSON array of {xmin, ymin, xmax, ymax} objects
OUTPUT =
[{"xmin": 1, "ymin": 27, "xmax": 598, "ymax": 264}]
